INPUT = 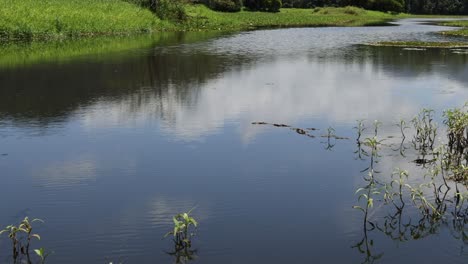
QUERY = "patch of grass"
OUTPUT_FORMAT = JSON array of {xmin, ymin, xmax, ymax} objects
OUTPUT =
[
  {"xmin": 182, "ymin": 5, "xmax": 400, "ymax": 31},
  {"xmin": 442, "ymin": 29, "xmax": 468, "ymax": 37},
  {"xmin": 438, "ymin": 20, "xmax": 468, "ymax": 37},
  {"xmin": 440, "ymin": 20, "xmax": 468, "ymax": 27},
  {"xmin": 365, "ymin": 41, "xmax": 468, "ymax": 48},
  {"xmin": 0, "ymin": 0, "xmax": 172, "ymax": 40}
]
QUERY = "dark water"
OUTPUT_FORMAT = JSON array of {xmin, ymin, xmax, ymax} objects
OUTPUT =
[{"xmin": 0, "ymin": 19, "xmax": 467, "ymax": 263}]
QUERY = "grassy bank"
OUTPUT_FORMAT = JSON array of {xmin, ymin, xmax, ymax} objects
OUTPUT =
[
  {"xmin": 0, "ymin": 0, "xmax": 172, "ymax": 40},
  {"xmin": 182, "ymin": 5, "xmax": 399, "ymax": 31},
  {"xmin": 0, "ymin": 2, "xmax": 400, "ymax": 41}
]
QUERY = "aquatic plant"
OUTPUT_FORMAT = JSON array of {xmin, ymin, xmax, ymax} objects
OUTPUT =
[
  {"xmin": 0, "ymin": 224, "xmax": 22, "ymax": 259},
  {"xmin": 350, "ymin": 104, "xmax": 468, "ymax": 263},
  {"xmin": 443, "ymin": 104, "xmax": 468, "ymax": 169},
  {"xmin": 19, "ymin": 217, "xmax": 44, "ymax": 254},
  {"xmin": 34, "ymin": 248, "xmax": 52, "ymax": 264},
  {"xmin": 352, "ymin": 123, "xmax": 386, "ymax": 262},
  {"xmin": 396, "ymin": 118, "xmax": 409, "ymax": 139},
  {"xmin": 411, "ymin": 108, "xmax": 437, "ymax": 156},
  {"xmin": 354, "ymin": 119, "xmax": 366, "ymax": 142},
  {"xmin": 165, "ymin": 209, "xmax": 198, "ymax": 249},
  {"xmin": 0, "ymin": 217, "xmax": 45, "ymax": 262}
]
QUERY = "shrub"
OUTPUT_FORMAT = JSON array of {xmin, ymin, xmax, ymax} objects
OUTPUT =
[
  {"xmin": 129, "ymin": 0, "xmax": 187, "ymax": 21},
  {"xmin": 265, "ymin": 0, "xmax": 282, "ymax": 12},
  {"xmin": 342, "ymin": 6, "xmax": 365, "ymax": 15},
  {"xmin": 154, "ymin": 0, "xmax": 187, "ymax": 21},
  {"xmin": 244, "ymin": 0, "xmax": 282, "ymax": 12},
  {"xmin": 369, "ymin": 0, "xmax": 404, "ymax": 13},
  {"xmin": 207, "ymin": 0, "xmax": 242, "ymax": 12},
  {"xmin": 244, "ymin": 0, "xmax": 258, "ymax": 10}
]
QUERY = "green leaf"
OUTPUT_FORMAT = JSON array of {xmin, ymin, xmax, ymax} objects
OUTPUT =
[
  {"xmin": 352, "ymin": 206, "xmax": 365, "ymax": 213},
  {"xmin": 34, "ymin": 248, "xmax": 44, "ymax": 257},
  {"xmin": 191, "ymin": 218, "xmax": 198, "ymax": 227},
  {"xmin": 182, "ymin": 213, "xmax": 189, "ymax": 222},
  {"xmin": 32, "ymin": 234, "xmax": 41, "ymax": 240},
  {"xmin": 358, "ymin": 194, "xmax": 368, "ymax": 202},
  {"xmin": 355, "ymin": 188, "xmax": 365, "ymax": 194}
]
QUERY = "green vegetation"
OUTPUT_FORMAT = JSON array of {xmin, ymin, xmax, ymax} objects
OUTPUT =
[
  {"xmin": 149, "ymin": 0, "xmax": 188, "ymax": 22},
  {"xmin": 164, "ymin": 209, "xmax": 198, "ymax": 249},
  {"xmin": 205, "ymin": 0, "xmax": 244, "ymax": 12},
  {"xmin": 182, "ymin": 5, "xmax": 398, "ymax": 31},
  {"xmin": 0, "ymin": 0, "xmax": 401, "ymax": 41},
  {"xmin": 164, "ymin": 209, "xmax": 199, "ymax": 263},
  {"xmin": 282, "ymin": 0, "xmax": 468, "ymax": 15},
  {"xmin": 0, "ymin": 0, "xmax": 172, "ymax": 40},
  {"xmin": 34, "ymin": 248, "xmax": 52, "ymax": 264},
  {"xmin": 352, "ymin": 104, "xmax": 468, "ymax": 262},
  {"xmin": 0, "ymin": 217, "xmax": 46, "ymax": 263},
  {"xmin": 365, "ymin": 41, "xmax": 468, "ymax": 48},
  {"xmin": 441, "ymin": 20, "xmax": 468, "ymax": 27},
  {"xmin": 439, "ymin": 20, "xmax": 468, "ymax": 37},
  {"xmin": 244, "ymin": 0, "xmax": 283, "ymax": 12}
]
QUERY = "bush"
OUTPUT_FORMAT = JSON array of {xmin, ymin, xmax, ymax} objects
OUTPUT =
[
  {"xmin": 207, "ymin": 0, "xmax": 242, "ymax": 12},
  {"xmin": 265, "ymin": 0, "xmax": 282, "ymax": 12},
  {"xmin": 128, "ymin": 0, "xmax": 187, "ymax": 21},
  {"xmin": 154, "ymin": 0, "xmax": 187, "ymax": 21},
  {"xmin": 369, "ymin": 0, "xmax": 404, "ymax": 13},
  {"xmin": 244, "ymin": 0, "xmax": 282, "ymax": 12},
  {"xmin": 342, "ymin": 6, "xmax": 365, "ymax": 15}
]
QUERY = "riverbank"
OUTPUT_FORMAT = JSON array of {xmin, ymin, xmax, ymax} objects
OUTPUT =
[
  {"xmin": 181, "ymin": 5, "xmax": 399, "ymax": 31},
  {"xmin": 0, "ymin": 1, "xmax": 400, "ymax": 41}
]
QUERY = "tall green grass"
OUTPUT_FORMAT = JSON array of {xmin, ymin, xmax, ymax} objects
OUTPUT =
[{"xmin": 0, "ymin": 0, "xmax": 172, "ymax": 40}]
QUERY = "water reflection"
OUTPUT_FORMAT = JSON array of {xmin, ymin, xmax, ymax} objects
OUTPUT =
[{"xmin": 1, "ymin": 44, "xmax": 467, "ymax": 141}]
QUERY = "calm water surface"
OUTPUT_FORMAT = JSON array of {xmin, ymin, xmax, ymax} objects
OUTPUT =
[{"xmin": 0, "ymin": 19, "xmax": 468, "ymax": 263}]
